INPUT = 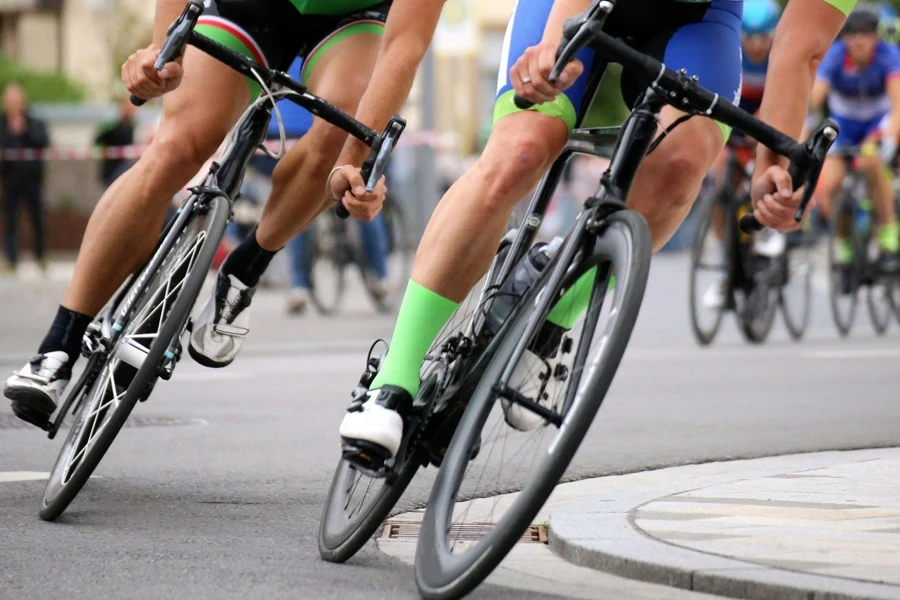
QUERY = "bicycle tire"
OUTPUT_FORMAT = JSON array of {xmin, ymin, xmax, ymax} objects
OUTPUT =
[
  {"xmin": 688, "ymin": 191, "xmax": 730, "ymax": 346},
  {"xmin": 40, "ymin": 196, "xmax": 230, "ymax": 520},
  {"xmin": 415, "ymin": 210, "xmax": 651, "ymax": 600},
  {"xmin": 828, "ymin": 192, "xmax": 861, "ymax": 337},
  {"xmin": 736, "ymin": 262, "xmax": 779, "ymax": 344},
  {"xmin": 867, "ymin": 264, "xmax": 895, "ymax": 335},
  {"xmin": 780, "ymin": 242, "xmax": 812, "ymax": 341},
  {"xmin": 308, "ymin": 217, "xmax": 347, "ymax": 316}
]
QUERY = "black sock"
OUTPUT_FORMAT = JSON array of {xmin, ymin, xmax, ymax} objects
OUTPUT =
[
  {"xmin": 38, "ymin": 306, "xmax": 93, "ymax": 365},
  {"xmin": 220, "ymin": 228, "xmax": 280, "ymax": 288}
]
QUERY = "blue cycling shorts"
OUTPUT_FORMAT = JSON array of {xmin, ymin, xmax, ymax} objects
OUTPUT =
[
  {"xmin": 493, "ymin": 0, "xmax": 743, "ymax": 141},
  {"xmin": 830, "ymin": 113, "xmax": 888, "ymax": 153}
]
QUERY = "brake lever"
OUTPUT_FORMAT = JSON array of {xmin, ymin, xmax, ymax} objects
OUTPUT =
[
  {"xmin": 739, "ymin": 119, "xmax": 839, "ymax": 233},
  {"xmin": 335, "ymin": 116, "xmax": 407, "ymax": 220},
  {"xmin": 514, "ymin": 0, "xmax": 614, "ymax": 110},
  {"xmin": 130, "ymin": 0, "xmax": 204, "ymax": 107}
]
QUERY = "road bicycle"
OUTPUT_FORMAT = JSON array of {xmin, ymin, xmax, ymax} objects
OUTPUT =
[
  {"xmin": 318, "ymin": 2, "xmax": 837, "ymax": 598},
  {"xmin": 303, "ymin": 193, "xmax": 412, "ymax": 314},
  {"xmin": 689, "ymin": 139, "xmax": 813, "ymax": 344},
  {"xmin": 826, "ymin": 147, "xmax": 900, "ymax": 336},
  {"xmin": 36, "ymin": 1, "xmax": 406, "ymax": 521}
]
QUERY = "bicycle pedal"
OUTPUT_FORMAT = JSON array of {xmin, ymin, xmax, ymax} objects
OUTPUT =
[
  {"xmin": 10, "ymin": 402, "xmax": 53, "ymax": 431},
  {"xmin": 341, "ymin": 438, "xmax": 391, "ymax": 476}
]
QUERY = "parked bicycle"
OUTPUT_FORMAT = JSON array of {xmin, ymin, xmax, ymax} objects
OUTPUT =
[
  {"xmin": 36, "ymin": 1, "xmax": 406, "ymax": 521},
  {"xmin": 304, "ymin": 193, "xmax": 412, "ymax": 314},
  {"xmin": 318, "ymin": 3, "xmax": 837, "ymax": 599},
  {"xmin": 690, "ymin": 139, "xmax": 813, "ymax": 345},
  {"xmin": 826, "ymin": 147, "xmax": 900, "ymax": 336}
]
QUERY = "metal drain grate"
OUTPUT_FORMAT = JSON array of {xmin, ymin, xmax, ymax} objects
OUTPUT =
[
  {"xmin": 383, "ymin": 521, "xmax": 547, "ymax": 544},
  {"xmin": 0, "ymin": 414, "xmax": 207, "ymax": 430}
]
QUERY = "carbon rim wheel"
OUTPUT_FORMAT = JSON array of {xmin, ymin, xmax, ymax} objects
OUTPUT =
[
  {"xmin": 40, "ymin": 198, "xmax": 229, "ymax": 521},
  {"xmin": 318, "ymin": 266, "xmax": 495, "ymax": 563},
  {"xmin": 689, "ymin": 193, "xmax": 730, "ymax": 346},
  {"xmin": 415, "ymin": 210, "xmax": 651, "ymax": 600},
  {"xmin": 308, "ymin": 217, "xmax": 347, "ymax": 315},
  {"xmin": 867, "ymin": 246, "xmax": 895, "ymax": 335},
  {"xmin": 828, "ymin": 194, "xmax": 861, "ymax": 337}
]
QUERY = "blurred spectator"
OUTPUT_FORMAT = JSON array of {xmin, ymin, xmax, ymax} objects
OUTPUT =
[
  {"xmin": 0, "ymin": 83, "xmax": 49, "ymax": 274},
  {"xmin": 95, "ymin": 96, "xmax": 137, "ymax": 187}
]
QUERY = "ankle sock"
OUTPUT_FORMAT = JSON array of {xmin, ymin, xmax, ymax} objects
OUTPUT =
[
  {"xmin": 221, "ymin": 228, "xmax": 280, "ymax": 288},
  {"xmin": 878, "ymin": 221, "xmax": 900, "ymax": 253},
  {"xmin": 370, "ymin": 281, "xmax": 459, "ymax": 397},
  {"xmin": 38, "ymin": 306, "xmax": 93, "ymax": 366}
]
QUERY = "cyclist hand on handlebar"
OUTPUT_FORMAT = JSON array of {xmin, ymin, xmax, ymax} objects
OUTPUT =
[
  {"xmin": 327, "ymin": 165, "xmax": 386, "ymax": 222},
  {"xmin": 749, "ymin": 165, "xmax": 811, "ymax": 233},
  {"xmin": 511, "ymin": 41, "xmax": 584, "ymax": 105},
  {"xmin": 121, "ymin": 44, "xmax": 184, "ymax": 100}
]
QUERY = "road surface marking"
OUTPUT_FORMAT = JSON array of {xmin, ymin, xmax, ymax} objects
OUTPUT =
[{"xmin": 0, "ymin": 472, "xmax": 49, "ymax": 483}]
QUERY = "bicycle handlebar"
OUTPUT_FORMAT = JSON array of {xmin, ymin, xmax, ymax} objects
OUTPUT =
[
  {"xmin": 511, "ymin": 0, "xmax": 838, "ymax": 234},
  {"xmin": 130, "ymin": 0, "xmax": 204, "ymax": 107},
  {"xmin": 129, "ymin": 1, "xmax": 406, "ymax": 221}
]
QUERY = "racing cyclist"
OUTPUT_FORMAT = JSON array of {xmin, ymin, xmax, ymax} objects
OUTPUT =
[
  {"xmin": 704, "ymin": 0, "xmax": 784, "ymax": 309},
  {"xmin": 4, "ymin": 0, "xmax": 446, "ymax": 427},
  {"xmin": 337, "ymin": 0, "xmax": 856, "ymax": 465},
  {"xmin": 811, "ymin": 5, "xmax": 900, "ymax": 277}
]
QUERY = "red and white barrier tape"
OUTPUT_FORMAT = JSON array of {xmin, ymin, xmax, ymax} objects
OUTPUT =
[{"xmin": 0, "ymin": 130, "xmax": 454, "ymax": 161}]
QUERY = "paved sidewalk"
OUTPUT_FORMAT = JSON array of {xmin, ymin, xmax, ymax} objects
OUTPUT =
[{"xmin": 550, "ymin": 448, "xmax": 900, "ymax": 600}]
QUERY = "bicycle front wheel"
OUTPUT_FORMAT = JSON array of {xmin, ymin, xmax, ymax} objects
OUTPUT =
[
  {"xmin": 308, "ymin": 217, "xmax": 347, "ymax": 316},
  {"xmin": 414, "ymin": 210, "xmax": 651, "ymax": 600},
  {"xmin": 40, "ymin": 196, "xmax": 229, "ymax": 520},
  {"xmin": 828, "ymin": 193, "xmax": 861, "ymax": 337}
]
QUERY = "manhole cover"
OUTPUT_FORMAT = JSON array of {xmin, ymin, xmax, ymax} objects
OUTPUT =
[
  {"xmin": 0, "ymin": 414, "xmax": 206, "ymax": 430},
  {"xmin": 383, "ymin": 521, "xmax": 547, "ymax": 544}
]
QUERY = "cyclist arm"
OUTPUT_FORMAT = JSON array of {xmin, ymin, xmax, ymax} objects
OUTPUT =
[
  {"xmin": 883, "ymin": 77, "xmax": 900, "ymax": 151},
  {"xmin": 337, "ymin": 0, "xmax": 445, "ymax": 168},
  {"xmin": 750, "ymin": 0, "xmax": 849, "ymax": 231},
  {"xmin": 122, "ymin": 0, "xmax": 186, "ymax": 99},
  {"xmin": 511, "ymin": 0, "xmax": 589, "ymax": 105}
]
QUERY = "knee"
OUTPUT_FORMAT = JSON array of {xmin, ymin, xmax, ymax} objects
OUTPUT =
[
  {"xmin": 150, "ymin": 125, "xmax": 221, "ymax": 180},
  {"xmin": 641, "ymin": 146, "xmax": 712, "ymax": 218},
  {"xmin": 478, "ymin": 133, "xmax": 555, "ymax": 211}
]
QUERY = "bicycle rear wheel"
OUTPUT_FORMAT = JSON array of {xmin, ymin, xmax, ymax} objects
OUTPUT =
[
  {"xmin": 40, "ymin": 196, "xmax": 229, "ymax": 520},
  {"xmin": 736, "ymin": 253, "xmax": 779, "ymax": 344},
  {"xmin": 828, "ymin": 193, "xmax": 861, "ymax": 337},
  {"xmin": 867, "ymin": 250, "xmax": 896, "ymax": 335},
  {"xmin": 415, "ymin": 210, "xmax": 651, "ymax": 600},
  {"xmin": 688, "ymin": 192, "xmax": 730, "ymax": 346}
]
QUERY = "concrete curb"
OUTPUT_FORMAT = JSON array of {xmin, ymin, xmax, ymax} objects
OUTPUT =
[{"xmin": 548, "ymin": 449, "xmax": 900, "ymax": 600}]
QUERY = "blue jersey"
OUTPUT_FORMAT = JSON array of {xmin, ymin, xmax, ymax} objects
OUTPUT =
[
  {"xmin": 817, "ymin": 39, "xmax": 900, "ymax": 122},
  {"xmin": 740, "ymin": 54, "xmax": 767, "ymax": 114}
]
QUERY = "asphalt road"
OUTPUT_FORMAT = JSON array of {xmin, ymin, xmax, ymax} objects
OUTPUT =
[{"xmin": 1, "ymin": 252, "xmax": 898, "ymax": 599}]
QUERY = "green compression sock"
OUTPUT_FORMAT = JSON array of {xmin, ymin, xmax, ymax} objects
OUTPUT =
[
  {"xmin": 371, "ymin": 281, "xmax": 459, "ymax": 397},
  {"xmin": 837, "ymin": 238, "xmax": 854, "ymax": 264},
  {"xmin": 878, "ymin": 221, "xmax": 900, "ymax": 253},
  {"xmin": 547, "ymin": 270, "xmax": 615, "ymax": 330}
]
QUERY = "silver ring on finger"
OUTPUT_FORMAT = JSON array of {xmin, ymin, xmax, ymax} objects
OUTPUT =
[{"xmin": 521, "ymin": 76, "xmax": 532, "ymax": 84}]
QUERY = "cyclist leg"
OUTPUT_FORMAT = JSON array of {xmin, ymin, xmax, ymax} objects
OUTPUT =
[
  {"xmin": 191, "ymin": 9, "xmax": 388, "ymax": 367},
  {"xmin": 5, "ymin": 30, "xmax": 253, "ymax": 423},
  {"xmin": 339, "ymin": 0, "xmax": 584, "ymax": 458},
  {"xmin": 858, "ymin": 126, "xmax": 900, "ymax": 260},
  {"xmin": 255, "ymin": 26, "xmax": 385, "ymax": 251}
]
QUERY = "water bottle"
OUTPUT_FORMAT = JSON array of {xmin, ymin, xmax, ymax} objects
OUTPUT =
[{"xmin": 486, "ymin": 237, "xmax": 566, "ymax": 358}]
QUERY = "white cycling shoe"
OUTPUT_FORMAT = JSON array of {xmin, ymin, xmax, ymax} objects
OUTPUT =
[
  {"xmin": 189, "ymin": 273, "xmax": 255, "ymax": 368},
  {"xmin": 502, "ymin": 349, "xmax": 562, "ymax": 432},
  {"xmin": 4, "ymin": 351, "xmax": 71, "ymax": 427},
  {"xmin": 339, "ymin": 385, "xmax": 412, "ymax": 465}
]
